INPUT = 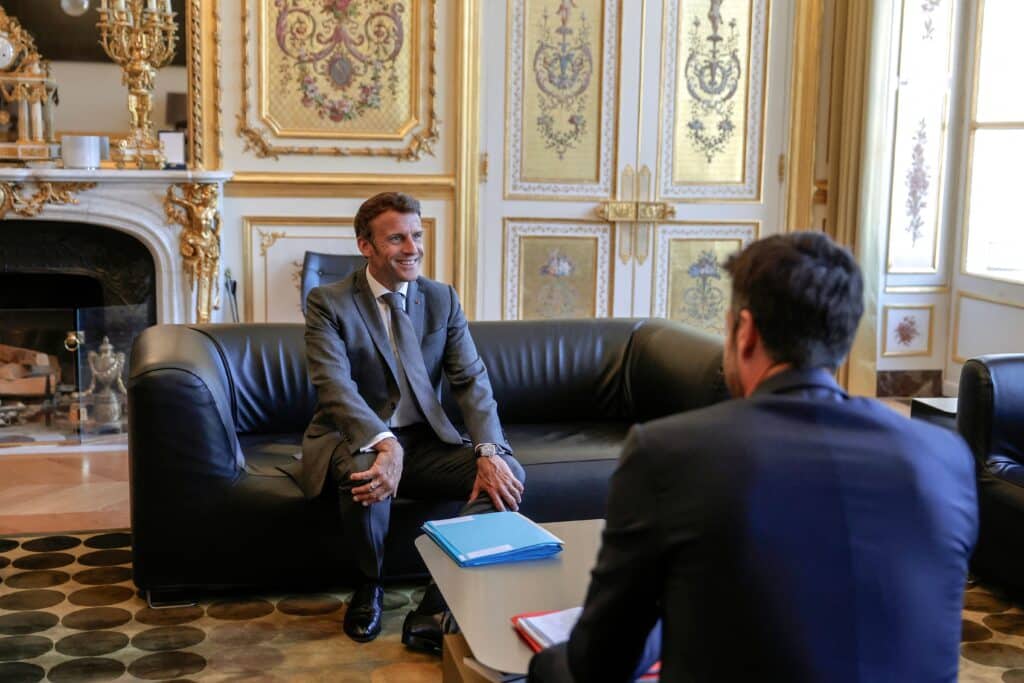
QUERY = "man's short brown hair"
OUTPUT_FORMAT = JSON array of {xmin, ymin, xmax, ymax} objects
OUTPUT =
[
  {"xmin": 724, "ymin": 232, "xmax": 864, "ymax": 370},
  {"xmin": 354, "ymin": 192, "xmax": 421, "ymax": 243}
]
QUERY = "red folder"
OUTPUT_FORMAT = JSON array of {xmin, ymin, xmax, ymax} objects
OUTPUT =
[{"xmin": 510, "ymin": 609, "xmax": 661, "ymax": 681}]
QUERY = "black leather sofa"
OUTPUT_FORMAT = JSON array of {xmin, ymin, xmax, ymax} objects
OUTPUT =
[
  {"xmin": 128, "ymin": 318, "xmax": 725, "ymax": 600},
  {"xmin": 958, "ymin": 354, "xmax": 1024, "ymax": 593}
]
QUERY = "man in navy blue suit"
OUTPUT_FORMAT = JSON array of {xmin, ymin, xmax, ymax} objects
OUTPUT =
[{"xmin": 529, "ymin": 232, "xmax": 978, "ymax": 682}]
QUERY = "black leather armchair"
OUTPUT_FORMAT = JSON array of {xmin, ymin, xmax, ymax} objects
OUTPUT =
[
  {"xmin": 128, "ymin": 318, "xmax": 726, "ymax": 600},
  {"xmin": 299, "ymin": 252, "xmax": 365, "ymax": 314},
  {"xmin": 958, "ymin": 354, "xmax": 1024, "ymax": 592}
]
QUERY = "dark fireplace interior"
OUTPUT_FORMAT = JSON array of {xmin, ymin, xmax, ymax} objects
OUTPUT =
[{"xmin": 0, "ymin": 220, "xmax": 157, "ymax": 396}]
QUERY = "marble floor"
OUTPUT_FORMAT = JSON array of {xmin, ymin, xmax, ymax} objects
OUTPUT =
[{"xmin": 0, "ymin": 439, "xmax": 129, "ymax": 535}]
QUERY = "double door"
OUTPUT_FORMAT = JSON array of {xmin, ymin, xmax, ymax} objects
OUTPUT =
[{"xmin": 477, "ymin": 0, "xmax": 792, "ymax": 336}]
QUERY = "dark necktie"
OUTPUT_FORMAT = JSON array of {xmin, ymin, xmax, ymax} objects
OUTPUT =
[{"xmin": 380, "ymin": 292, "xmax": 462, "ymax": 443}]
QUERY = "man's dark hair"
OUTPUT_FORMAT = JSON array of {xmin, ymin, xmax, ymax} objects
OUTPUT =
[
  {"xmin": 724, "ymin": 232, "xmax": 864, "ymax": 370},
  {"xmin": 354, "ymin": 192, "xmax": 421, "ymax": 243}
]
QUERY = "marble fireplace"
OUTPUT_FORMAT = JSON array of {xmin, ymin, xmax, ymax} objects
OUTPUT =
[{"xmin": 0, "ymin": 168, "xmax": 231, "ymax": 325}]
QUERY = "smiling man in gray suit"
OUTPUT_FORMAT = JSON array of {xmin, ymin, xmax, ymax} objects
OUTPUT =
[{"xmin": 301, "ymin": 192, "xmax": 525, "ymax": 648}]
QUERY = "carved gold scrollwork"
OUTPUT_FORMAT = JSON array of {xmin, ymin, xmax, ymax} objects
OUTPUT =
[
  {"xmin": 595, "ymin": 200, "xmax": 637, "ymax": 222},
  {"xmin": 258, "ymin": 229, "xmax": 285, "ymax": 257},
  {"xmin": 165, "ymin": 183, "xmax": 221, "ymax": 323},
  {"xmin": 0, "ymin": 182, "xmax": 97, "ymax": 220}
]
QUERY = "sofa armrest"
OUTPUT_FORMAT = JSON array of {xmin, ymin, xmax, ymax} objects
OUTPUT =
[
  {"xmin": 626, "ymin": 319, "xmax": 728, "ymax": 421},
  {"xmin": 129, "ymin": 325, "xmax": 243, "ymax": 482},
  {"xmin": 128, "ymin": 325, "xmax": 247, "ymax": 591}
]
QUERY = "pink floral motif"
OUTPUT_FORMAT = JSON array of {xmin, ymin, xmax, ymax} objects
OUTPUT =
[
  {"xmin": 905, "ymin": 118, "xmax": 930, "ymax": 246},
  {"xmin": 275, "ymin": 0, "xmax": 405, "ymax": 126},
  {"xmin": 895, "ymin": 315, "xmax": 920, "ymax": 347}
]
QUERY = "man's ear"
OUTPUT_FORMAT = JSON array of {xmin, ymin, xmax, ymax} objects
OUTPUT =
[
  {"xmin": 736, "ymin": 309, "xmax": 759, "ymax": 359},
  {"xmin": 356, "ymin": 237, "xmax": 373, "ymax": 258}
]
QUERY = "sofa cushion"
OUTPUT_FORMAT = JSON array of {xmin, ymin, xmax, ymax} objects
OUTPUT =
[{"xmin": 503, "ymin": 422, "xmax": 629, "ymax": 466}]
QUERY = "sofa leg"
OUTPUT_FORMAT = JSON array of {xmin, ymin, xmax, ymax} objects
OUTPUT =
[{"xmin": 145, "ymin": 589, "xmax": 198, "ymax": 609}]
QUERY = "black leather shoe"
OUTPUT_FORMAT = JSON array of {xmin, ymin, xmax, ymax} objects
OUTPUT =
[
  {"xmin": 402, "ymin": 607, "xmax": 444, "ymax": 654},
  {"xmin": 343, "ymin": 583, "xmax": 384, "ymax": 642}
]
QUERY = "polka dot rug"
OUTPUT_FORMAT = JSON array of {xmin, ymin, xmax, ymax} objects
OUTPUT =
[
  {"xmin": 0, "ymin": 531, "xmax": 440, "ymax": 682},
  {"xmin": 3, "ymin": 532, "xmax": 1024, "ymax": 681}
]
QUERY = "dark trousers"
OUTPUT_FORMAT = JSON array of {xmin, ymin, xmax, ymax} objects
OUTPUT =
[{"xmin": 330, "ymin": 423, "xmax": 526, "ymax": 580}]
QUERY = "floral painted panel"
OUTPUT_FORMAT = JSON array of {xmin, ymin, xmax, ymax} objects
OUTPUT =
[
  {"xmin": 520, "ymin": 237, "xmax": 599, "ymax": 319},
  {"xmin": 521, "ymin": 0, "xmax": 603, "ymax": 183},
  {"xmin": 886, "ymin": 0, "xmax": 954, "ymax": 273},
  {"xmin": 663, "ymin": 0, "xmax": 767, "ymax": 195},
  {"xmin": 666, "ymin": 239, "xmax": 742, "ymax": 334},
  {"xmin": 261, "ymin": 0, "xmax": 417, "ymax": 137},
  {"xmin": 882, "ymin": 305, "xmax": 933, "ymax": 357},
  {"xmin": 504, "ymin": 221, "xmax": 611, "ymax": 319},
  {"xmin": 506, "ymin": 0, "xmax": 617, "ymax": 197}
]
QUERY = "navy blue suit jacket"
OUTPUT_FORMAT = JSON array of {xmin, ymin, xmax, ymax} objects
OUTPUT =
[{"xmin": 566, "ymin": 368, "xmax": 977, "ymax": 682}]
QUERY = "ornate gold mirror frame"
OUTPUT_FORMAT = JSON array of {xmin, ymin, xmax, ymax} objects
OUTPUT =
[{"xmin": 186, "ymin": 0, "xmax": 221, "ymax": 169}]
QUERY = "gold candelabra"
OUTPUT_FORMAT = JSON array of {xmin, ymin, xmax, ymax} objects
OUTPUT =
[{"xmin": 96, "ymin": 0, "xmax": 177, "ymax": 169}]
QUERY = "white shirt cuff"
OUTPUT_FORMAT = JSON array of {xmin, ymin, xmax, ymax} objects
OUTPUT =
[{"xmin": 360, "ymin": 431, "xmax": 396, "ymax": 453}]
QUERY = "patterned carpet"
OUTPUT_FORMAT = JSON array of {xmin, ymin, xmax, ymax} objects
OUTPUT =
[
  {"xmin": 0, "ymin": 531, "xmax": 440, "ymax": 682},
  {"xmin": 3, "ymin": 532, "xmax": 1024, "ymax": 681}
]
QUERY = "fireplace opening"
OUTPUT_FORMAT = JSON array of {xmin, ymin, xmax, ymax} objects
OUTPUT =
[
  {"xmin": 0, "ymin": 273, "xmax": 104, "ymax": 309},
  {"xmin": 0, "ymin": 220, "xmax": 157, "ymax": 441}
]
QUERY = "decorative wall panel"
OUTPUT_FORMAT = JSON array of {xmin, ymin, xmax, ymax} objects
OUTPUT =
[
  {"xmin": 652, "ymin": 222, "xmax": 757, "ymax": 334},
  {"xmin": 505, "ymin": 0, "xmax": 618, "ymax": 198},
  {"xmin": 882, "ymin": 304, "xmax": 934, "ymax": 357},
  {"xmin": 659, "ymin": 0, "xmax": 768, "ymax": 200},
  {"xmin": 243, "ymin": 215, "xmax": 436, "ymax": 322},
  {"xmin": 953, "ymin": 292, "xmax": 1024, "ymax": 363},
  {"xmin": 886, "ymin": 0, "xmax": 954, "ymax": 273},
  {"xmin": 239, "ymin": 0, "xmax": 439, "ymax": 159},
  {"xmin": 503, "ymin": 220, "xmax": 611, "ymax": 319}
]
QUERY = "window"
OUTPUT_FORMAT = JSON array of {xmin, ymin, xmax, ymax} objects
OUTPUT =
[{"xmin": 963, "ymin": 1, "xmax": 1024, "ymax": 284}]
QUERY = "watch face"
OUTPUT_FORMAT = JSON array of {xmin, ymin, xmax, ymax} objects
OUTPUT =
[{"xmin": 0, "ymin": 35, "xmax": 14, "ymax": 70}]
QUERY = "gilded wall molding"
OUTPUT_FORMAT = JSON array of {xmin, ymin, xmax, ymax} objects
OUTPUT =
[
  {"xmin": 455, "ymin": 0, "xmax": 481, "ymax": 316},
  {"xmin": 225, "ymin": 172, "xmax": 455, "ymax": 198},
  {"xmin": 0, "ymin": 182, "xmax": 97, "ymax": 220},
  {"xmin": 164, "ymin": 183, "xmax": 221, "ymax": 323},
  {"xmin": 187, "ymin": 0, "xmax": 222, "ymax": 169},
  {"xmin": 236, "ymin": 0, "xmax": 439, "ymax": 161},
  {"xmin": 785, "ymin": 0, "xmax": 822, "ymax": 232}
]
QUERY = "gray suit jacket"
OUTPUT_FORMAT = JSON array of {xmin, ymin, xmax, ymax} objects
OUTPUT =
[{"xmin": 300, "ymin": 267, "xmax": 507, "ymax": 499}]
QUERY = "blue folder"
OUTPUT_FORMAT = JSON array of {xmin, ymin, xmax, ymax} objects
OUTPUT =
[{"xmin": 422, "ymin": 511, "xmax": 564, "ymax": 567}]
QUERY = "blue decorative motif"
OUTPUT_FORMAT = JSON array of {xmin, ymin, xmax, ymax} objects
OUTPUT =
[
  {"xmin": 683, "ymin": 0, "xmax": 742, "ymax": 163},
  {"xmin": 533, "ymin": 0, "xmax": 593, "ymax": 159},
  {"xmin": 681, "ymin": 249, "xmax": 726, "ymax": 330}
]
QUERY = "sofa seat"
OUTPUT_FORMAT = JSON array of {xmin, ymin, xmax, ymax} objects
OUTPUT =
[{"xmin": 129, "ymin": 318, "xmax": 725, "ymax": 597}]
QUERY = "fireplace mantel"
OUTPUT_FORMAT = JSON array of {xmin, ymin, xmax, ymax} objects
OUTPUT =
[{"xmin": 0, "ymin": 168, "xmax": 232, "ymax": 324}]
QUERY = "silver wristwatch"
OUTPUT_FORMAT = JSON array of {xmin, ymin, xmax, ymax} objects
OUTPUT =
[{"xmin": 476, "ymin": 443, "xmax": 498, "ymax": 458}]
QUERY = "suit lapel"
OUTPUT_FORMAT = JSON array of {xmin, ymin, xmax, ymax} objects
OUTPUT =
[
  {"xmin": 352, "ymin": 268, "xmax": 399, "ymax": 381},
  {"xmin": 407, "ymin": 279, "xmax": 426, "ymax": 343}
]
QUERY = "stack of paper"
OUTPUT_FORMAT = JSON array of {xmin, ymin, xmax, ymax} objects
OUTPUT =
[
  {"xmin": 511, "ymin": 606, "xmax": 583, "ymax": 652},
  {"xmin": 421, "ymin": 511, "xmax": 564, "ymax": 567},
  {"xmin": 511, "ymin": 607, "xmax": 661, "ymax": 682}
]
